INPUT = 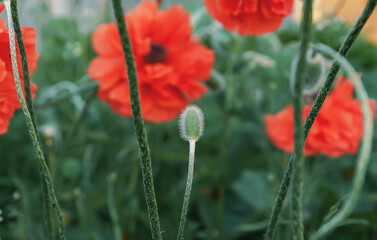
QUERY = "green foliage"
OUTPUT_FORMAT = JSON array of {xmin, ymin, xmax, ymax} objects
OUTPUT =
[{"xmin": 2, "ymin": 2, "xmax": 377, "ymax": 240}]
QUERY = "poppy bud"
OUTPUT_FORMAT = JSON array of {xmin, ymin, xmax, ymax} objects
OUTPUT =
[{"xmin": 179, "ymin": 105, "xmax": 204, "ymax": 142}]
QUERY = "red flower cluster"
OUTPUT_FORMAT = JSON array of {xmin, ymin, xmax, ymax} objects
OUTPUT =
[
  {"xmin": 265, "ymin": 75, "xmax": 376, "ymax": 157},
  {"xmin": 88, "ymin": 1, "xmax": 215, "ymax": 122},
  {"xmin": 0, "ymin": 5, "xmax": 39, "ymax": 134},
  {"xmin": 204, "ymin": 0, "xmax": 294, "ymax": 35}
]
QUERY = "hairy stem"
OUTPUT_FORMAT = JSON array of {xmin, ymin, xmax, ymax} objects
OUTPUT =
[
  {"xmin": 177, "ymin": 140, "xmax": 196, "ymax": 240},
  {"xmin": 4, "ymin": 1, "xmax": 65, "ymax": 239},
  {"xmin": 291, "ymin": 0, "xmax": 313, "ymax": 239},
  {"xmin": 303, "ymin": 0, "xmax": 377, "ymax": 137},
  {"xmin": 264, "ymin": 1, "xmax": 377, "ymax": 239},
  {"xmin": 110, "ymin": 0, "xmax": 162, "ymax": 239},
  {"xmin": 10, "ymin": 0, "xmax": 35, "ymax": 122},
  {"xmin": 310, "ymin": 44, "xmax": 374, "ymax": 240},
  {"xmin": 9, "ymin": 1, "xmax": 55, "ymax": 237}
]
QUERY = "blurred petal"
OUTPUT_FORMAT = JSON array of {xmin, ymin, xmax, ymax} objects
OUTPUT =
[{"xmin": 265, "ymin": 75, "xmax": 376, "ymax": 157}]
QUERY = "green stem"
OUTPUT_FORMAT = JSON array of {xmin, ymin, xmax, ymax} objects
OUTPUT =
[
  {"xmin": 10, "ymin": 0, "xmax": 35, "ymax": 124},
  {"xmin": 110, "ymin": 0, "xmax": 162, "ymax": 239},
  {"xmin": 9, "ymin": 0, "xmax": 54, "ymax": 238},
  {"xmin": 264, "ymin": 1, "xmax": 377, "ymax": 239},
  {"xmin": 107, "ymin": 173, "xmax": 123, "ymax": 240},
  {"xmin": 176, "ymin": 140, "xmax": 196, "ymax": 240},
  {"xmin": 41, "ymin": 173, "xmax": 54, "ymax": 240},
  {"xmin": 4, "ymin": 1, "xmax": 65, "ymax": 239},
  {"xmin": 217, "ymin": 42, "xmax": 238, "ymax": 235},
  {"xmin": 302, "ymin": 0, "xmax": 377, "ymax": 138},
  {"xmin": 310, "ymin": 44, "xmax": 374, "ymax": 240},
  {"xmin": 291, "ymin": 1, "xmax": 313, "ymax": 239}
]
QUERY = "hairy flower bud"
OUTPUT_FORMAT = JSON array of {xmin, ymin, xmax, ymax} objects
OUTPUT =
[{"xmin": 179, "ymin": 105, "xmax": 204, "ymax": 142}]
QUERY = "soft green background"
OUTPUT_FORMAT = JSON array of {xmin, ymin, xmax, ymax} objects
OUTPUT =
[{"xmin": 1, "ymin": 1, "xmax": 377, "ymax": 239}]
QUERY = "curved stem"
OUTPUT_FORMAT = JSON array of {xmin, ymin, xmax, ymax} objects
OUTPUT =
[
  {"xmin": 107, "ymin": 173, "xmax": 123, "ymax": 240},
  {"xmin": 264, "ymin": 1, "xmax": 377, "ymax": 239},
  {"xmin": 110, "ymin": 0, "xmax": 162, "ymax": 239},
  {"xmin": 10, "ymin": 0, "xmax": 35, "ymax": 123},
  {"xmin": 291, "ymin": 1, "xmax": 313, "ymax": 239},
  {"xmin": 4, "ymin": 1, "xmax": 65, "ymax": 239},
  {"xmin": 310, "ymin": 44, "xmax": 374, "ymax": 240},
  {"xmin": 9, "ymin": 0, "xmax": 54, "ymax": 238},
  {"xmin": 302, "ymin": 0, "xmax": 377, "ymax": 137},
  {"xmin": 217, "ymin": 42, "xmax": 238, "ymax": 235},
  {"xmin": 177, "ymin": 140, "xmax": 196, "ymax": 240}
]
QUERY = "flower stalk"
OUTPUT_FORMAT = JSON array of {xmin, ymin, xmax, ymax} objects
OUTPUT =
[
  {"xmin": 264, "ymin": 0, "xmax": 377, "ymax": 239},
  {"xmin": 10, "ymin": 0, "xmax": 34, "ymax": 121},
  {"xmin": 110, "ymin": 0, "xmax": 162, "ymax": 239},
  {"xmin": 177, "ymin": 105, "xmax": 204, "ymax": 240},
  {"xmin": 310, "ymin": 44, "xmax": 374, "ymax": 240},
  {"xmin": 4, "ymin": 1, "xmax": 65, "ymax": 239},
  {"xmin": 291, "ymin": 0, "xmax": 313, "ymax": 239},
  {"xmin": 9, "ymin": 0, "xmax": 54, "ymax": 237},
  {"xmin": 176, "ymin": 140, "xmax": 196, "ymax": 240},
  {"xmin": 107, "ymin": 173, "xmax": 123, "ymax": 240}
]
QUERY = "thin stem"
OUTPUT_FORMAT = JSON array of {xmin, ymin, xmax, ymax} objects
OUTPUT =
[
  {"xmin": 177, "ymin": 140, "xmax": 196, "ymax": 240},
  {"xmin": 264, "ymin": 158, "xmax": 294, "ymax": 240},
  {"xmin": 9, "ymin": 0, "xmax": 54, "ymax": 237},
  {"xmin": 10, "ymin": 0, "xmax": 35, "ymax": 125},
  {"xmin": 217, "ymin": 42, "xmax": 238, "ymax": 236},
  {"xmin": 110, "ymin": 0, "xmax": 162, "ymax": 239},
  {"xmin": 4, "ymin": 1, "xmax": 65, "ymax": 240},
  {"xmin": 264, "ymin": 1, "xmax": 377, "ymax": 239},
  {"xmin": 107, "ymin": 173, "xmax": 123, "ymax": 240},
  {"xmin": 310, "ymin": 44, "xmax": 374, "ymax": 240},
  {"xmin": 303, "ymin": 0, "xmax": 377, "ymax": 138},
  {"xmin": 291, "ymin": 0, "xmax": 313, "ymax": 239},
  {"xmin": 41, "ymin": 174, "xmax": 54, "ymax": 240}
]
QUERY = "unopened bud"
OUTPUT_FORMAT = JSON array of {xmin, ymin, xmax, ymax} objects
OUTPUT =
[{"xmin": 179, "ymin": 105, "xmax": 204, "ymax": 142}]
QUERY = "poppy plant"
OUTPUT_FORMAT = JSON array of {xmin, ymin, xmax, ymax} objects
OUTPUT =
[
  {"xmin": 88, "ymin": 1, "xmax": 215, "ymax": 122},
  {"xmin": 204, "ymin": 0, "xmax": 295, "ymax": 35},
  {"xmin": 265, "ymin": 75, "xmax": 376, "ymax": 157},
  {"xmin": 0, "ymin": 5, "xmax": 39, "ymax": 134}
]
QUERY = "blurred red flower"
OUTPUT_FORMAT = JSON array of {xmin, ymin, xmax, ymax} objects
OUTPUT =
[
  {"xmin": 88, "ymin": 1, "xmax": 215, "ymax": 122},
  {"xmin": 204, "ymin": 0, "xmax": 294, "ymax": 35},
  {"xmin": 0, "ymin": 5, "xmax": 39, "ymax": 134},
  {"xmin": 265, "ymin": 75, "xmax": 376, "ymax": 157}
]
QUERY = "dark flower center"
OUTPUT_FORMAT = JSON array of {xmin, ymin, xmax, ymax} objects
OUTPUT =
[{"xmin": 144, "ymin": 43, "xmax": 167, "ymax": 63}]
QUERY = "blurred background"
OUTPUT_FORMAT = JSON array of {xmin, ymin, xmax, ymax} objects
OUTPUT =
[{"xmin": 1, "ymin": 0, "xmax": 377, "ymax": 239}]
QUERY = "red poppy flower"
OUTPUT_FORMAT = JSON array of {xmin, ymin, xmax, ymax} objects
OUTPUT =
[
  {"xmin": 0, "ymin": 5, "xmax": 39, "ymax": 134},
  {"xmin": 204, "ymin": 0, "xmax": 294, "ymax": 35},
  {"xmin": 87, "ymin": 1, "xmax": 215, "ymax": 122},
  {"xmin": 265, "ymin": 75, "xmax": 376, "ymax": 157}
]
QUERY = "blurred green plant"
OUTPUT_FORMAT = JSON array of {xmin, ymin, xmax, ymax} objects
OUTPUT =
[
  {"xmin": 4, "ymin": 1, "xmax": 65, "ymax": 239},
  {"xmin": 311, "ymin": 43, "xmax": 374, "ymax": 240},
  {"xmin": 2, "ymin": 1, "xmax": 377, "ymax": 240}
]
